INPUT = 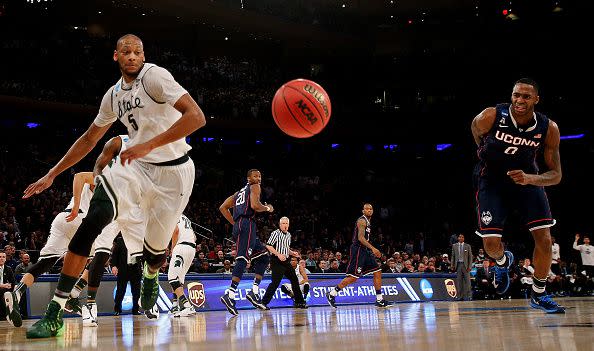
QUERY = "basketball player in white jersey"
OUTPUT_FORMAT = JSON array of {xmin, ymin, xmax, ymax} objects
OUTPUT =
[
  {"xmin": 23, "ymin": 34, "xmax": 205, "ymax": 338},
  {"xmin": 281, "ymin": 257, "xmax": 311, "ymax": 301},
  {"xmin": 3, "ymin": 136, "xmax": 130, "ymax": 328},
  {"xmin": 167, "ymin": 214, "xmax": 197, "ymax": 317}
]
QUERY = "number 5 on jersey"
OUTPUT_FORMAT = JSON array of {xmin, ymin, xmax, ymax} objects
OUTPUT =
[{"xmin": 128, "ymin": 114, "xmax": 138, "ymax": 131}]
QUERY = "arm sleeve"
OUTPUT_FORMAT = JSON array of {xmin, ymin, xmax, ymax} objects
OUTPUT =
[
  {"xmin": 93, "ymin": 88, "xmax": 117, "ymax": 127},
  {"xmin": 143, "ymin": 66, "xmax": 188, "ymax": 105}
]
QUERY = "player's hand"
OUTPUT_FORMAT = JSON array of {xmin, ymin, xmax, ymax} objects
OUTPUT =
[
  {"xmin": 120, "ymin": 142, "xmax": 153, "ymax": 165},
  {"xmin": 111, "ymin": 266, "xmax": 118, "ymax": 276},
  {"xmin": 507, "ymin": 170, "xmax": 534, "ymax": 185},
  {"xmin": 372, "ymin": 248, "xmax": 381, "ymax": 258},
  {"xmin": 23, "ymin": 173, "xmax": 55, "ymax": 199},
  {"xmin": 277, "ymin": 253, "xmax": 287, "ymax": 261},
  {"xmin": 575, "ymin": 234, "xmax": 580, "ymax": 241},
  {"xmin": 65, "ymin": 208, "xmax": 79, "ymax": 222},
  {"xmin": 264, "ymin": 203, "xmax": 274, "ymax": 213}
]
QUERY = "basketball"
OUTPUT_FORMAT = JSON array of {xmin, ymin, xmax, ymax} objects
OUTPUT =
[{"xmin": 271, "ymin": 79, "xmax": 332, "ymax": 138}]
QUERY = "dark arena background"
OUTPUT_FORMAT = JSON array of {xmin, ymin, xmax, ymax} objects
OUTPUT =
[{"xmin": 0, "ymin": 1, "xmax": 593, "ymax": 350}]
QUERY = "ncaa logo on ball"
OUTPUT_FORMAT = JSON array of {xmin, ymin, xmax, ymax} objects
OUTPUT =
[
  {"xmin": 187, "ymin": 282, "xmax": 206, "ymax": 308},
  {"xmin": 444, "ymin": 279, "xmax": 457, "ymax": 298},
  {"xmin": 420, "ymin": 279, "xmax": 433, "ymax": 299}
]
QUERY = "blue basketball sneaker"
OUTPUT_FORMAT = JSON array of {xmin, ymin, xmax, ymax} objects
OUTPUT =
[
  {"xmin": 492, "ymin": 251, "xmax": 514, "ymax": 295},
  {"xmin": 530, "ymin": 294, "xmax": 565, "ymax": 314}
]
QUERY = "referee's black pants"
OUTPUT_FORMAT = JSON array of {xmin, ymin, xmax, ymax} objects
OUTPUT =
[{"xmin": 262, "ymin": 257, "xmax": 305, "ymax": 305}]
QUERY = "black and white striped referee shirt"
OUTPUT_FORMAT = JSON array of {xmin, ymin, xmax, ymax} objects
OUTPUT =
[{"xmin": 267, "ymin": 229, "xmax": 291, "ymax": 257}]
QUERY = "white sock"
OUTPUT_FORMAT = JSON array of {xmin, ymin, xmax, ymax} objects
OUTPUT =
[
  {"xmin": 252, "ymin": 284, "xmax": 260, "ymax": 295},
  {"xmin": 52, "ymin": 295, "xmax": 68, "ymax": 309},
  {"xmin": 376, "ymin": 294, "xmax": 383, "ymax": 302},
  {"xmin": 70, "ymin": 287, "xmax": 81, "ymax": 298},
  {"xmin": 330, "ymin": 287, "xmax": 339, "ymax": 297}
]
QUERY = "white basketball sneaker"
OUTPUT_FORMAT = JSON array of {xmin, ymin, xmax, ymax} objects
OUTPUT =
[
  {"xmin": 145, "ymin": 304, "xmax": 160, "ymax": 319},
  {"xmin": 175, "ymin": 304, "xmax": 196, "ymax": 318},
  {"xmin": 82, "ymin": 303, "xmax": 98, "ymax": 327}
]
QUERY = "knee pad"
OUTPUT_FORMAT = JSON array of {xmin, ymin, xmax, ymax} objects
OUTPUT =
[
  {"xmin": 26, "ymin": 257, "xmax": 60, "ymax": 279},
  {"xmin": 68, "ymin": 186, "xmax": 114, "ymax": 257},
  {"xmin": 87, "ymin": 251, "xmax": 110, "ymax": 287},
  {"xmin": 252, "ymin": 254, "xmax": 269, "ymax": 275},
  {"xmin": 169, "ymin": 279, "xmax": 182, "ymax": 291},
  {"xmin": 232, "ymin": 258, "xmax": 247, "ymax": 278},
  {"xmin": 143, "ymin": 246, "xmax": 166, "ymax": 269}
]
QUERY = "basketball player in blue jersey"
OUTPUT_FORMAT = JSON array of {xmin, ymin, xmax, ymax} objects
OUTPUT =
[
  {"xmin": 218, "ymin": 169, "xmax": 273, "ymax": 315},
  {"xmin": 327, "ymin": 203, "xmax": 390, "ymax": 308},
  {"xmin": 472, "ymin": 78, "xmax": 564, "ymax": 313}
]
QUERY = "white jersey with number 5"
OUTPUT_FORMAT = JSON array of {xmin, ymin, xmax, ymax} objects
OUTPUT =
[{"xmin": 93, "ymin": 63, "xmax": 191, "ymax": 163}]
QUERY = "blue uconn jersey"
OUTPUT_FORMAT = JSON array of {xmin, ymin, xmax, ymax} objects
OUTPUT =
[
  {"xmin": 232, "ymin": 183, "xmax": 255, "ymax": 221},
  {"xmin": 477, "ymin": 103, "xmax": 549, "ymax": 180},
  {"xmin": 352, "ymin": 215, "xmax": 371, "ymax": 247}
]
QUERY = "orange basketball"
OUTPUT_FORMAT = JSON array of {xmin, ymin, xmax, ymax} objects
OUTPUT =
[{"xmin": 271, "ymin": 79, "xmax": 332, "ymax": 138}]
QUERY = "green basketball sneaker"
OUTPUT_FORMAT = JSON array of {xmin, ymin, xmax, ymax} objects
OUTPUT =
[
  {"xmin": 26, "ymin": 300, "xmax": 65, "ymax": 339},
  {"xmin": 140, "ymin": 270, "xmax": 159, "ymax": 311}
]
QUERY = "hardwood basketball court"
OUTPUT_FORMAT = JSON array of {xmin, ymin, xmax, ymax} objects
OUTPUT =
[{"xmin": 1, "ymin": 297, "xmax": 592, "ymax": 350}]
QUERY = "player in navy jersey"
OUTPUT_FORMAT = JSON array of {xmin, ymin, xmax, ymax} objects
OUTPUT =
[
  {"xmin": 471, "ymin": 78, "xmax": 564, "ymax": 313},
  {"xmin": 218, "ymin": 169, "xmax": 273, "ymax": 315},
  {"xmin": 326, "ymin": 203, "xmax": 390, "ymax": 308}
]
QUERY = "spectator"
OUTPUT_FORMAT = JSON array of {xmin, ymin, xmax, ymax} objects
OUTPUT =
[
  {"xmin": 4, "ymin": 245, "xmax": 18, "ymax": 271},
  {"xmin": 474, "ymin": 248, "xmax": 487, "ymax": 264},
  {"xmin": 197, "ymin": 261, "xmax": 211, "ymax": 274},
  {"xmin": 216, "ymin": 260, "xmax": 233, "ymax": 274},
  {"xmin": 318, "ymin": 260, "xmax": 330, "ymax": 274},
  {"xmin": 383, "ymin": 258, "xmax": 398, "ymax": 273},
  {"xmin": 328, "ymin": 259, "xmax": 340, "ymax": 273},
  {"xmin": 0, "ymin": 251, "xmax": 16, "ymax": 320},
  {"xmin": 14, "ymin": 253, "xmax": 32, "ymax": 275},
  {"xmin": 475, "ymin": 259, "xmax": 494, "ymax": 299},
  {"xmin": 573, "ymin": 234, "xmax": 594, "ymax": 293}
]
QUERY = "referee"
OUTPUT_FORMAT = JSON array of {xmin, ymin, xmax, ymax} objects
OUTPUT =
[{"xmin": 261, "ymin": 217, "xmax": 307, "ymax": 309}]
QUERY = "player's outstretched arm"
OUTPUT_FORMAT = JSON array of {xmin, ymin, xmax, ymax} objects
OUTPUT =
[
  {"xmin": 23, "ymin": 122, "xmax": 112, "ymax": 198},
  {"xmin": 471, "ymin": 107, "xmax": 496, "ymax": 146},
  {"xmin": 65, "ymin": 172, "xmax": 94, "ymax": 222},
  {"xmin": 120, "ymin": 93, "xmax": 206, "ymax": 164}
]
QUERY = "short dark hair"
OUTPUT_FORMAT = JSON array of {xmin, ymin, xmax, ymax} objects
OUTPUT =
[
  {"xmin": 515, "ymin": 78, "xmax": 539, "ymax": 94},
  {"xmin": 247, "ymin": 169, "xmax": 259, "ymax": 177}
]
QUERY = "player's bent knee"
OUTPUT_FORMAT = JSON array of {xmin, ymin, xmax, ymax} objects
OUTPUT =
[
  {"xmin": 68, "ymin": 192, "xmax": 114, "ymax": 257},
  {"xmin": 143, "ymin": 247, "xmax": 166, "ymax": 269},
  {"xmin": 252, "ymin": 254, "xmax": 269, "ymax": 275},
  {"xmin": 232, "ymin": 258, "xmax": 248, "ymax": 278},
  {"xmin": 169, "ymin": 279, "xmax": 182, "ymax": 291}
]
